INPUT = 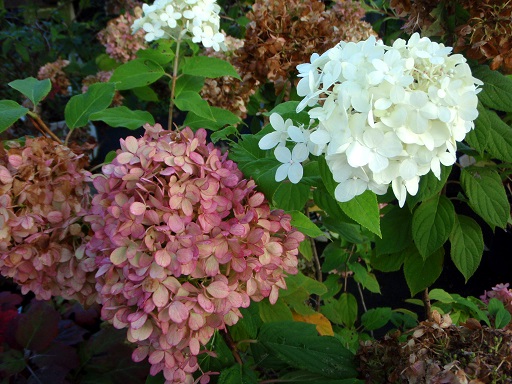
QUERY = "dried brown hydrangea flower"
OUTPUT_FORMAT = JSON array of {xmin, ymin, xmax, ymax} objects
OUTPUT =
[
  {"xmin": 389, "ymin": 0, "xmax": 512, "ymax": 73},
  {"xmin": 201, "ymin": 36, "xmax": 259, "ymax": 119},
  {"xmin": 455, "ymin": 0, "xmax": 512, "ymax": 73},
  {"xmin": 237, "ymin": 0, "xmax": 376, "ymax": 94},
  {"xmin": 0, "ymin": 137, "xmax": 96, "ymax": 306}
]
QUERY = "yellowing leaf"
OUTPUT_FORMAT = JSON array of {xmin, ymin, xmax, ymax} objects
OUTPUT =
[{"xmin": 292, "ymin": 312, "xmax": 334, "ymax": 336}]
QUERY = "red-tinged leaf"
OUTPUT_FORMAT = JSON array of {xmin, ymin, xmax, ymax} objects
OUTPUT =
[
  {"xmin": 130, "ymin": 201, "xmax": 146, "ymax": 216},
  {"xmin": 207, "ymin": 281, "xmax": 230, "ymax": 299},
  {"xmin": 15, "ymin": 301, "xmax": 60, "ymax": 352},
  {"xmin": 110, "ymin": 247, "xmax": 128, "ymax": 265}
]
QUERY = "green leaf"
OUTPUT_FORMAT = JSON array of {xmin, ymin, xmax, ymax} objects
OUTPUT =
[
  {"xmin": 487, "ymin": 298, "xmax": 504, "ymax": 316},
  {"xmin": 229, "ymin": 305, "xmax": 261, "ymax": 341},
  {"xmin": 465, "ymin": 102, "xmax": 489, "ymax": 154},
  {"xmin": 104, "ymin": 151, "xmax": 117, "ymax": 164},
  {"xmin": 228, "ymin": 133, "xmax": 266, "ymax": 165},
  {"xmin": 283, "ymin": 272, "xmax": 328, "ymax": 296},
  {"xmin": 318, "ymin": 158, "xmax": 381, "ymax": 237},
  {"xmin": 174, "ymin": 91, "xmax": 215, "ymax": 121},
  {"xmin": 288, "ymin": 210, "xmax": 324, "ymax": 238},
  {"xmin": 375, "ymin": 205, "xmax": 412, "ymax": 255},
  {"xmin": 403, "ymin": 246, "xmax": 444, "ymax": 296},
  {"xmin": 461, "ymin": 167, "xmax": 509, "ymax": 229},
  {"xmin": 412, "ymin": 195, "xmax": 455, "ymax": 260},
  {"xmin": 449, "ymin": 214, "xmax": 484, "ymax": 282},
  {"xmin": 258, "ymin": 322, "xmax": 357, "ymax": 379},
  {"xmin": 211, "ymin": 126, "xmax": 239, "ymax": 143},
  {"xmin": 361, "ymin": 307, "xmax": 393, "ymax": 331},
  {"xmin": 183, "ymin": 106, "xmax": 241, "ymax": 130},
  {"xmin": 428, "ymin": 288, "xmax": 454, "ymax": 304},
  {"xmin": 8, "ymin": 77, "xmax": 51, "ymax": 106},
  {"xmin": 298, "ymin": 237, "xmax": 313, "ymax": 262},
  {"xmin": 321, "ymin": 242, "xmax": 349, "ymax": 273},
  {"xmin": 322, "ymin": 217, "xmax": 364, "ymax": 244},
  {"xmin": 273, "ymin": 182, "xmax": 310, "ymax": 211},
  {"xmin": 479, "ymin": 108, "xmax": 512, "ymax": 162},
  {"xmin": 349, "ymin": 262, "xmax": 380, "ymax": 294},
  {"xmin": 495, "ymin": 309, "xmax": 512, "ymax": 329},
  {"xmin": 137, "ymin": 48, "xmax": 173, "ymax": 65},
  {"xmin": 110, "ymin": 59, "xmax": 165, "ymax": 90},
  {"xmin": 65, "ymin": 82, "xmax": 115, "ymax": 129},
  {"xmin": 132, "ymin": 86, "xmax": 159, "ymax": 102},
  {"xmin": 181, "ymin": 56, "xmax": 241, "ymax": 79},
  {"xmin": 96, "ymin": 53, "xmax": 120, "ymax": 71},
  {"xmin": 218, "ymin": 365, "xmax": 258, "ymax": 384},
  {"xmin": 89, "ymin": 106, "xmax": 155, "ymax": 130},
  {"xmin": 473, "ymin": 65, "xmax": 512, "ymax": 112},
  {"xmin": 370, "ymin": 251, "xmax": 406, "ymax": 273},
  {"xmin": 258, "ymin": 298, "xmax": 293, "ymax": 323},
  {"xmin": 279, "ymin": 371, "xmax": 363, "ymax": 384},
  {"xmin": 174, "ymin": 75, "xmax": 205, "ymax": 98},
  {"xmin": 0, "ymin": 100, "xmax": 29, "ymax": 132},
  {"xmin": 339, "ymin": 191, "xmax": 381, "ymax": 238},
  {"xmin": 407, "ymin": 166, "xmax": 451, "ymax": 207},
  {"xmin": 321, "ymin": 293, "xmax": 358, "ymax": 328}
]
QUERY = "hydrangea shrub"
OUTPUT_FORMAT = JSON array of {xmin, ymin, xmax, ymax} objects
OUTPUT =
[{"xmin": 86, "ymin": 124, "xmax": 303, "ymax": 383}]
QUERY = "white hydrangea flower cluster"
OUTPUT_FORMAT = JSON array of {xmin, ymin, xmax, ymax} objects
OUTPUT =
[
  {"xmin": 132, "ymin": 0, "xmax": 226, "ymax": 51},
  {"xmin": 259, "ymin": 33, "xmax": 482, "ymax": 207}
]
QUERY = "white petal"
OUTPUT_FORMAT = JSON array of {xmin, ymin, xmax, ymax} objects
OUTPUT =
[
  {"xmin": 274, "ymin": 146, "xmax": 292, "ymax": 163},
  {"xmin": 288, "ymin": 162, "xmax": 303, "ymax": 184},
  {"xmin": 269, "ymin": 113, "xmax": 285, "ymax": 132},
  {"xmin": 287, "ymin": 125, "xmax": 304, "ymax": 142},
  {"xmin": 399, "ymin": 158, "xmax": 418, "ymax": 180},
  {"xmin": 275, "ymin": 163, "xmax": 290, "ymax": 182},
  {"xmin": 292, "ymin": 143, "xmax": 309, "ymax": 162},
  {"xmin": 346, "ymin": 141, "xmax": 371, "ymax": 167},
  {"xmin": 310, "ymin": 129, "xmax": 331, "ymax": 145},
  {"xmin": 259, "ymin": 132, "xmax": 281, "ymax": 150}
]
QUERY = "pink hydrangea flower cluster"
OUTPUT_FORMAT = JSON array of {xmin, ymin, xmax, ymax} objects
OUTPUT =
[
  {"xmin": 37, "ymin": 58, "xmax": 71, "ymax": 98},
  {"xmin": 97, "ymin": 10, "xmax": 146, "ymax": 63},
  {"xmin": 0, "ymin": 137, "xmax": 97, "ymax": 305},
  {"xmin": 481, "ymin": 283, "xmax": 512, "ymax": 314},
  {"xmin": 86, "ymin": 124, "xmax": 303, "ymax": 383}
]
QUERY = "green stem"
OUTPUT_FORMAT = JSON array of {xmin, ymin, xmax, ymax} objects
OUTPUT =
[
  {"xmin": 27, "ymin": 111, "xmax": 62, "ymax": 144},
  {"xmin": 168, "ymin": 38, "xmax": 181, "ymax": 130}
]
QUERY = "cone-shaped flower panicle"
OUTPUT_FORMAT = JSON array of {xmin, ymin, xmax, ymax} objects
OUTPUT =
[
  {"xmin": 0, "ymin": 137, "xmax": 96, "ymax": 305},
  {"xmin": 86, "ymin": 124, "xmax": 302, "ymax": 383},
  {"xmin": 262, "ymin": 33, "xmax": 482, "ymax": 207},
  {"xmin": 132, "ymin": 0, "xmax": 226, "ymax": 51}
]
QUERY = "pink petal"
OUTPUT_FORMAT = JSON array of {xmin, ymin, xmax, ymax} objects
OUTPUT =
[
  {"xmin": 130, "ymin": 202, "xmax": 146, "ymax": 216},
  {"xmin": 155, "ymin": 249, "xmax": 171, "ymax": 267},
  {"xmin": 110, "ymin": 247, "xmax": 127, "ymax": 265},
  {"xmin": 153, "ymin": 284, "xmax": 170, "ymax": 308},
  {"xmin": 206, "ymin": 281, "xmax": 230, "ymax": 299},
  {"xmin": 47, "ymin": 211, "xmax": 63, "ymax": 223},
  {"xmin": 189, "ymin": 338, "xmax": 200, "ymax": 355},
  {"xmin": 168, "ymin": 301, "xmax": 189, "ymax": 323},
  {"xmin": 124, "ymin": 136, "xmax": 138, "ymax": 153}
]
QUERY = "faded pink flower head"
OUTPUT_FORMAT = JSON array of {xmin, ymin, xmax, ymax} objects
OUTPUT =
[
  {"xmin": 86, "ymin": 124, "xmax": 303, "ymax": 383},
  {"xmin": 98, "ymin": 10, "xmax": 146, "ymax": 63},
  {"xmin": 37, "ymin": 58, "xmax": 71, "ymax": 98},
  {"xmin": 0, "ymin": 137, "xmax": 96, "ymax": 306}
]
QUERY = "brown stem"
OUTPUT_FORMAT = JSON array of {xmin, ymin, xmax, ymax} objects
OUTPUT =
[
  {"xmin": 27, "ymin": 111, "xmax": 62, "ymax": 144},
  {"xmin": 423, "ymin": 288, "xmax": 432, "ymax": 321},
  {"xmin": 168, "ymin": 38, "xmax": 181, "ymax": 130},
  {"xmin": 221, "ymin": 329, "xmax": 243, "ymax": 366}
]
